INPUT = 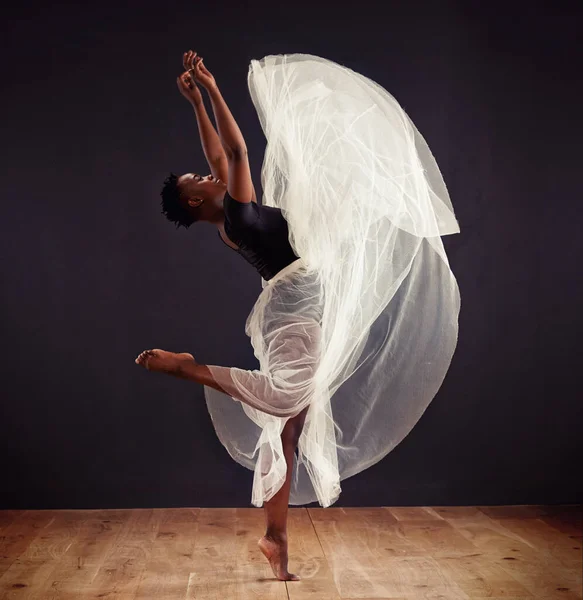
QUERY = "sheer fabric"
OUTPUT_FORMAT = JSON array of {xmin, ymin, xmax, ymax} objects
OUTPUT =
[{"xmin": 203, "ymin": 54, "xmax": 461, "ymax": 507}]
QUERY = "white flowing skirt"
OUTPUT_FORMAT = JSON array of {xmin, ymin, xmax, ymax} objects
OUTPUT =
[{"xmin": 203, "ymin": 54, "xmax": 461, "ymax": 507}]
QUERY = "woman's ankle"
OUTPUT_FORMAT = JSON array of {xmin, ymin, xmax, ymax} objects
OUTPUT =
[{"xmin": 264, "ymin": 530, "xmax": 287, "ymax": 543}]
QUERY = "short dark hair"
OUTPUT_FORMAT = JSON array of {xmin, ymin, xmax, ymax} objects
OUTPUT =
[{"xmin": 160, "ymin": 172, "xmax": 197, "ymax": 229}]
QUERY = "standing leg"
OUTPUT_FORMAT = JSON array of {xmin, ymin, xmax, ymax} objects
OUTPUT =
[{"xmin": 257, "ymin": 405, "xmax": 309, "ymax": 581}]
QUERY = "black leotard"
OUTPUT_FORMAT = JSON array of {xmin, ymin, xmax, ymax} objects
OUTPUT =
[{"xmin": 218, "ymin": 192, "xmax": 300, "ymax": 281}]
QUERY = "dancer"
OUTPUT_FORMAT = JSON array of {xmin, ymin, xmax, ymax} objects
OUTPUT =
[
  {"xmin": 137, "ymin": 50, "xmax": 309, "ymax": 580},
  {"xmin": 136, "ymin": 50, "xmax": 461, "ymax": 581}
]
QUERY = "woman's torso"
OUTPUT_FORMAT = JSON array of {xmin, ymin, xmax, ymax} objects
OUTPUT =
[{"xmin": 218, "ymin": 192, "xmax": 300, "ymax": 281}]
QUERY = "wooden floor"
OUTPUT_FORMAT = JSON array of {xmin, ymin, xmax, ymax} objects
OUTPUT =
[{"xmin": 0, "ymin": 505, "xmax": 580, "ymax": 599}]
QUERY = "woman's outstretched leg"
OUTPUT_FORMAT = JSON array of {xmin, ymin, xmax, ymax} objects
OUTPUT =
[
  {"xmin": 136, "ymin": 348, "xmax": 312, "ymax": 580},
  {"xmin": 258, "ymin": 406, "xmax": 309, "ymax": 581}
]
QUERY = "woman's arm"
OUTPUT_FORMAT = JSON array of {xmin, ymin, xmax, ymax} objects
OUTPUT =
[
  {"xmin": 191, "ymin": 101, "xmax": 229, "ymax": 182},
  {"xmin": 191, "ymin": 54, "xmax": 254, "ymax": 204},
  {"xmin": 178, "ymin": 52, "xmax": 228, "ymax": 182}
]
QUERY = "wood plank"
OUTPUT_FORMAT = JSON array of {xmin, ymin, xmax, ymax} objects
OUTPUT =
[
  {"xmin": 0, "ymin": 512, "xmax": 24, "ymax": 534},
  {"xmin": 183, "ymin": 507, "xmax": 237, "ymax": 600},
  {"xmin": 540, "ymin": 514, "xmax": 582, "ymax": 540},
  {"xmin": 0, "ymin": 505, "xmax": 579, "ymax": 600},
  {"xmin": 84, "ymin": 508, "xmax": 158, "ymax": 600},
  {"xmin": 433, "ymin": 553, "xmax": 534, "ymax": 598},
  {"xmin": 0, "ymin": 510, "xmax": 91, "ymax": 599},
  {"xmin": 183, "ymin": 507, "xmax": 287, "ymax": 600},
  {"xmin": 0, "ymin": 511, "xmax": 56, "ymax": 578},
  {"xmin": 388, "ymin": 520, "xmax": 480, "ymax": 558},
  {"xmin": 286, "ymin": 507, "xmax": 340, "ymax": 599},
  {"xmin": 387, "ymin": 506, "xmax": 446, "ymax": 522},
  {"xmin": 479, "ymin": 505, "xmax": 553, "ymax": 519},
  {"xmin": 311, "ymin": 507, "xmax": 415, "ymax": 559},
  {"xmin": 441, "ymin": 508, "xmax": 582, "ymax": 600},
  {"xmin": 432, "ymin": 506, "xmax": 494, "ymax": 521},
  {"xmin": 38, "ymin": 509, "xmax": 133, "ymax": 599},
  {"xmin": 536, "ymin": 506, "xmax": 582, "ymax": 539},
  {"xmin": 485, "ymin": 515, "xmax": 581, "ymax": 569},
  {"xmin": 232, "ymin": 508, "xmax": 288, "ymax": 598},
  {"xmin": 310, "ymin": 507, "xmax": 470, "ymax": 599},
  {"xmin": 486, "ymin": 517, "xmax": 582, "ymax": 600},
  {"xmin": 132, "ymin": 507, "xmax": 199, "ymax": 600},
  {"xmin": 491, "ymin": 552, "xmax": 581, "ymax": 600}
]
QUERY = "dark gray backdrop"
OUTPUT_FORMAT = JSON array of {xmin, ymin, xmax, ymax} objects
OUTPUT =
[{"xmin": 1, "ymin": 0, "xmax": 581, "ymax": 509}]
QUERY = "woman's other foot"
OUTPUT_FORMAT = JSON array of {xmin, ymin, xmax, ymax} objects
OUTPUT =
[{"xmin": 135, "ymin": 349, "xmax": 195, "ymax": 374}]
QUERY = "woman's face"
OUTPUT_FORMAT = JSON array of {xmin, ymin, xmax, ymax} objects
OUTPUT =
[{"xmin": 177, "ymin": 173, "xmax": 227, "ymax": 205}]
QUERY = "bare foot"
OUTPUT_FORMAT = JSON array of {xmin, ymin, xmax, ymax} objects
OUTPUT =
[
  {"xmin": 135, "ymin": 349, "xmax": 195, "ymax": 374},
  {"xmin": 258, "ymin": 535, "xmax": 300, "ymax": 581}
]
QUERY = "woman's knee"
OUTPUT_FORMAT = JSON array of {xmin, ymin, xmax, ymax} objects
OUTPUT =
[{"xmin": 281, "ymin": 407, "xmax": 309, "ymax": 447}]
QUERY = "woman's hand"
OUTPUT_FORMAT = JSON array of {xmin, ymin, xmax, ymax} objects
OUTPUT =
[
  {"xmin": 185, "ymin": 49, "xmax": 216, "ymax": 90},
  {"xmin": 176, "ymin": 51, "xmax": 204, "ymax": 106},
  {"xmin": 177, "ymin": 72, "xmax": 203, "ymax": 106}
]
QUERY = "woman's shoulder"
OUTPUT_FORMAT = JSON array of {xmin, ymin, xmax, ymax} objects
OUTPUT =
[
  {"xmin": 224, "ymin": 191, "xmax": 260, "ymax": 226},
  {"xmin": 224, "ymin": 191, "xmax": 258, "ymax": 206}
]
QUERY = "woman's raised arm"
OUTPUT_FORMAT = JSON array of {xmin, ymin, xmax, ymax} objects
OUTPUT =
[
  {"xmin": 177, "ymin": 51, "xmax": 228, "ymax": 182},
  {"xmin": 190, "ymin": 52, "xmax": 254, "ymax": 204}
]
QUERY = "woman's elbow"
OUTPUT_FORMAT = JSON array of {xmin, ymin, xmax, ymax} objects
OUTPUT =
[{"xmin": 225, "ymin": 145, "xmax": 248, "ymax": 160}]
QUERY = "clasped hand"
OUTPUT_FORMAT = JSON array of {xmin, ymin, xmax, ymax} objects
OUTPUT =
[{"xmin": 177, "ymin": 50, "xmax": 216, "ymax": 106}]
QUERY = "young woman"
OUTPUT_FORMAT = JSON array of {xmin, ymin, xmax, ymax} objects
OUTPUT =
[{"xmin": 136, "ymin": 50, "xmax": 461, "ymax": 581}]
